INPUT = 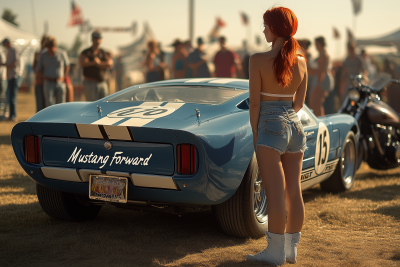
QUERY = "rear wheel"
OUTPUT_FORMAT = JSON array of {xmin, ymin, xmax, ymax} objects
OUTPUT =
[
  {"xmin": 320, "ymin": 131, "xmax": 357, "ymax": 192},
  {"xmin": 213, "ymin": 154, "xmax": 268, "ymax": 238},
  {"xmin": 36, "ymin": 183, "xmax": 102, "ymax": 221}
]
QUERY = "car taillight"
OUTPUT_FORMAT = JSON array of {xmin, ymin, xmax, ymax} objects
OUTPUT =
[
  {"xmin": 177, "ymin": 144, "xmax": 197, "ymax": 175},
  {"xmin": 24, "ymin": 135, "xmax": 41, "ymax": 164}
]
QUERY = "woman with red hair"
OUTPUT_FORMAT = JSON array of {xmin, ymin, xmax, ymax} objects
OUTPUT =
[{"xmin": 247, "ymin": 6, "xmax": 307, "ymax": 265}]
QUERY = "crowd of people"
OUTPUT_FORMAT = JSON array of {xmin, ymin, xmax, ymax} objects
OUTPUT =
[
  {"xmin": 143, "ymin": 35, "xmax": 247, "ymax": 83},
  {"xmin": 0, "ymin": 29, "xmax": 394, "ymax": 121},
  {"xmin": 298, "ymin": 37, "xmax": 380, "ymax": 116},
  {"xmin": 0, "ymin": 31, "xmax": 114, "ymax": 121}
]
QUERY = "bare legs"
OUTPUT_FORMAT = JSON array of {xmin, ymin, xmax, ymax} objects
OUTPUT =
[
  {"xmin": 256, "ymin": 146, "xmax": 304, "ymax": 234},
  {"xmin": 282, "ymin": 152, "xmax": 305, "ymax": 233},
  {"xmin": 256, "ymin": 146, "xmax": 286, "ymax": 234}
]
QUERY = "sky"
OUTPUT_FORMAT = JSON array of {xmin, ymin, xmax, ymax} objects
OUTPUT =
[{"xmin": 1, "ymin": 0, "xmax": 399, "ymax": 60}]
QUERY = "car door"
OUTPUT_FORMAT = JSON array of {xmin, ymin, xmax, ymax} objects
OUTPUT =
[
  {"xmin": 299, "ymin": 107, "xmax": 340, "ymax": 190},
  {"xmin": 298, "ymin": 107, "xmax": 324, "ymax": 190}
]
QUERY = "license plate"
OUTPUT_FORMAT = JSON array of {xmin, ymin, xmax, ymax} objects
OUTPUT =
[{"xmin": 89, "ymin": 175, "xmax": 128, "ymax": 203}]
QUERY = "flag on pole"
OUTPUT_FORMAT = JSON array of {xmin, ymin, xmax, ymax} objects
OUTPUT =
[
  {"xmin": 347, "ymin": 28, "xmax": 355, "ymax": 43},
  {"xmin": 351, "ymin": 0, "xmax": 362, "ymax": 15},
  {"xmin": 209, "ymin": 17, "xmax": 226, "ymax": 43},
  {"xmin": 68, "ymin": 1, "xmax": 84, "ymax": 27},
  {"xmin": 216, "ymin": 17, "xmax": 226, "ymax": 28},
  {"xmin": 333, "ymin": 27, "xmax": 340, "ymax": 39},
  {"xmin": 240, "ymin": 12, "xmax": 249, "ymax": 25}
]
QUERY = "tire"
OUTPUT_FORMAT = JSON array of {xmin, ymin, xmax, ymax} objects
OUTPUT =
[
  {"xmin": 320, "ymin": 131, "xmax": 357, "ymax": 193},
  {"xmin": 213, "ymin": 154, "xmax": 268, "ymax": 238},
  {"xmin": 36, "ymin": 183, "xmax": 102, "ymax": 221}
]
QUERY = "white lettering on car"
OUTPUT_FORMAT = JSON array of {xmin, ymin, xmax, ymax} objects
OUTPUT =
[{"xmin": 66, "ymin": 147, "xmax": 152, "ymax": 169}]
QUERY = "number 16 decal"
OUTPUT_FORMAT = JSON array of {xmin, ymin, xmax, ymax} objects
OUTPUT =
[{"xmin": 315, "ymin": 122, "xmax": 330, "ymax": 175}]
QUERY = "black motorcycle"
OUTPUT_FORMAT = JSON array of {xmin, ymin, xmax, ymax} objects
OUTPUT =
[{"xmin": 338, "ymin": 74, "xmax": 400, "ymax": 170}]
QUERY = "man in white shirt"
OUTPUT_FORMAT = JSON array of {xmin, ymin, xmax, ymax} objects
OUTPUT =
[{"xmin": 0, "ymin": 38, "xmax": 20, "ymax": 121}]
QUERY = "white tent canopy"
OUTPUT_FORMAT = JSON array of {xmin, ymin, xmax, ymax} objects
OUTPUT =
[
  {"xmin": 0, "ymin": 18, "xmax": 40, "ymax": 65},
  {"xmin": 0, "ymin": 18, "xmax": 39, "ymax": 47},
  {"xmin": 357, "ymin": 28, "xmax": 400, "ymax": 49}
]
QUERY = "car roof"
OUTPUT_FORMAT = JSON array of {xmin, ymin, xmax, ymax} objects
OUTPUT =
[{"xmin": 139, "ymin": 78, "xmax": 249, "ymax": 90}]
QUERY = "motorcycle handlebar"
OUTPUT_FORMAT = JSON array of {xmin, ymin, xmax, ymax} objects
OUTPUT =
[{"xmin": 352, "ymin": 74, "xmax": 400, "ymax": 92}]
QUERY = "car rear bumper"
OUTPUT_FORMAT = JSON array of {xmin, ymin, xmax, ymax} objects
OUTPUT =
[{"xmin": 11, "ymin": 122, "xmax": 251, "ymax": 205}]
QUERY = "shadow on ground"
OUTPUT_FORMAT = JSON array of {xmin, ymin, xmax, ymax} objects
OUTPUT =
[
  {"xmin": 356, "ymin": 170, "xmax": 400, "ymax": 181},
  {"xmin": 0, "ymin": 199, "xmax": 248, "ymax": 266},
  {"xmin": 340, "ymin": 184, "xmax": 400, "ymax": 202},
  {"xmin": 0, "ymin": 135, "xmax": 11, "ymax": 145},
  {"xmin": 373, "ymin": 204, "xmax": 400, "ymax": 220},
  {"xmin": 0, "ymin": 173, "xmax": 35, "ymax": 196}
]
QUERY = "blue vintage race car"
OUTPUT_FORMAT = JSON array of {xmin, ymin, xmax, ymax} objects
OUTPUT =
[{"xmin": 12, "ymin": 78, "xmax": 359, "ymax": 238}]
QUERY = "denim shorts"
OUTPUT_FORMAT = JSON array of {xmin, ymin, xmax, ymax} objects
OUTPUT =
[{"xmin": 256, "ymin": 101, "xmax": 306, "ymax": 155}]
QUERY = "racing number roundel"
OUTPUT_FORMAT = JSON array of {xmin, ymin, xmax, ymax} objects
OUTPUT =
[
  {"xmin": 314, "ymin": 122, "xmax": 330, "ymax": 175},
  {"xmin": 107, "ymin": 106, "xmax": 176, "ymax": 119}
]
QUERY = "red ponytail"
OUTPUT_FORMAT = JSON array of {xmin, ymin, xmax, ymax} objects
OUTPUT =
[{"xmin": 263, "ymin": 7, "xmax": 304, "ymax": 88}]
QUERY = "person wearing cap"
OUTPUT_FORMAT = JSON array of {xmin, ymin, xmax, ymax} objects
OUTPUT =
[
  {"xmin": 0, "ymin": 38, "xmax": 20, "ymax": 121},
  {"xmin": 187, "ymin": 37, "xmax": 210, "ymax": 78},
  {"xmin": 170, "ymin": 39, "xmax": 188, "ymax": 79},
  {"xmin": 213, "ymin": 36, "xmax": 243, "ymax": 78},
  {"xmin": 80, "ymin": 31, "xmax": 113, "ymax": 101},
  {"xmin": 35, "ymin": 36, "xmax": 69, "ymax": 108}
]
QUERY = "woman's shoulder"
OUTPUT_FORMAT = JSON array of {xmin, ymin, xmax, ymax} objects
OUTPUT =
[
  {"xmin": 250, "ymin": 52, "xmax": 273, "ymax": 63},
  {"xmin": 296, "ymin": 55, "xmax": 307, "ymax": 66}
]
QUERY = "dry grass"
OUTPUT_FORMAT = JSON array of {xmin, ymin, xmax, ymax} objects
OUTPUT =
[{"xmin": 1, "ymin": 91, "xmax": 400, "ymax": 266}]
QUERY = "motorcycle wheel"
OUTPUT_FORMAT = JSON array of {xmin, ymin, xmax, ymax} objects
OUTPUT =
[{"xmin": 320, "ymin": 131, "xmax": 357, "ymax": 193}]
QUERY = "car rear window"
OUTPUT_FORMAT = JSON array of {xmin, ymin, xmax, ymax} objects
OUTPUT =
[{"xmin": 106, "ymin": 86, "xmax": 247, "ymax": 105}]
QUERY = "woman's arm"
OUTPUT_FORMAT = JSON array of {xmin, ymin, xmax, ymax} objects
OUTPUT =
[
  {"xmin": 144, "ymin": 53, "xmax": 160, "ymax": 72},
  {"xmin": 316, "ymin": 53, "xmax": 328, "ymax": 87},
  {"xmin": 249, "ymin": 54, "xmax": 261, "ymax": 148},
  {"xmin": 293, "ymin": 58, "xmax": 308, "ymax": 112}
]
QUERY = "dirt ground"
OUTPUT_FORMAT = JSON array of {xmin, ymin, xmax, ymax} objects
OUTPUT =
[{"xmin": 0, "ymin": 91, "xmax": 399, "ymax": 267}]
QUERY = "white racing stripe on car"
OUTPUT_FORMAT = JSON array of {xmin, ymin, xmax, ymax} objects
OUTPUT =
[
  {"xmin": 76, "ymin": 124, "xmax": 104, "ymax": 139},
  {"xmin": 103, "ymin": 125, "xmax": 132, "ymax": 140},
  {"xmin": 184, "ymin": 78, "xmax": 215, "ymax": 83},
  {"xmin": 208, "ymin": 78, "xmax": 239, "ymax": 84},
  {"xmin": 163, "ymin": 102, "xmax": 185, "ymax": 109},
  {"xmin": 113, "ymin": 102, "xmax": 185, "ymax": 127},
  {"xmin": 90, "ymin": 102, "xmax": 163, "ymax": 126},
  {"xmin": 118, "ymin": 118, "xmax": 155, "ymax": 127},
  {"xmin": 91, "ymin": 117, "xmax": 123, "ymax": 126},
  {"xmin": 141, "ymin": 102, "xmax": 164, "ymax": 106},
  {"xmin": 87, "ymin": 102, "xmax": 185, "ymax": 129}
]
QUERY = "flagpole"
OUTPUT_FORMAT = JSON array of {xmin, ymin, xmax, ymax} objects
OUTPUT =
[
  {"xmin": 30, "ymin": 0, "xmax": 38, "ymax": 35},
  {"xmin": 189, "ymin": 0, "xmax": 194, "ymax": 44},
  {"xmin": 247, "ymin": 21, "xmax": 251, "ymax": 48}
]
